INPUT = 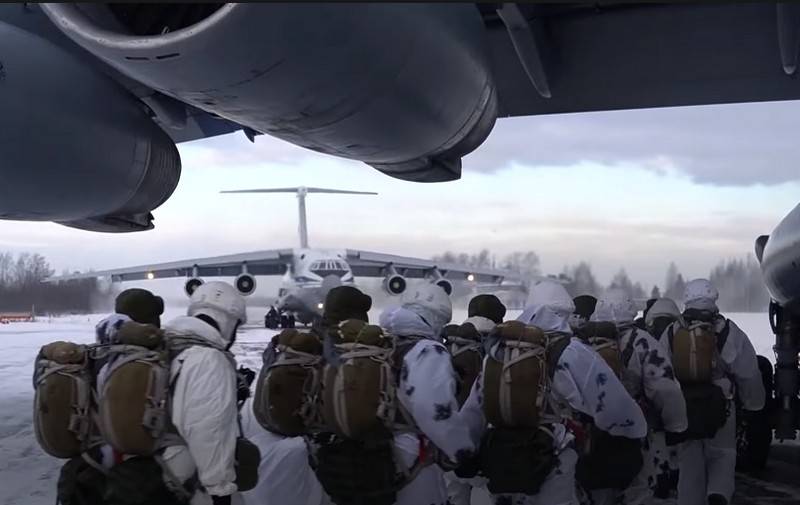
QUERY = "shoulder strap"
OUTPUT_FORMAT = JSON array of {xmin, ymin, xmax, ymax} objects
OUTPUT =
[
  {"xmin": 546, "ymin": 335, "xmax": 571, "ymax": 379},
  {"xmin": 716, "ymin": 318, "xmax": 731, "ymax": 353},
  {"xmin": 392, "ymin": 338, "xmax": 421, "ymax": 379},
  {"xmin": 621, "ymin": 327, "xmax": 637, "ymax": 368},
  {"xmin": 667, "ymin": 324, "xmax": 676, "ymax": 352}
]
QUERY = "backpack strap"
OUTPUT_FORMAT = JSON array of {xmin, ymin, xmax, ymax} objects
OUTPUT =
[
  {"xmin": 621, "ymin": 327, "xmax": 638, "ymax": 369},
  {"xmin": 716, "ymin": 319, "xmax": 731, "ymax": 353},
  {"xmin": 391, "ymin": 337, "xmax": 424, "ymax": 430},
  {"xmin": 546, "ymin": 334, "xmax": 571, "ymax": 379},
  {"xmin": 391, "ymin": 338, "xmax": 422, "ymax": 384}
]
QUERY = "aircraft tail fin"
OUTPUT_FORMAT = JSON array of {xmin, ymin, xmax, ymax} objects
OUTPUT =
[{"xmin": 220, "ymin": 186, "xmax": 377, "ymax": 248}]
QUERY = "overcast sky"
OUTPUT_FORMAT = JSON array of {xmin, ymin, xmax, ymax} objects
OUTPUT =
[{"xmin": 2, "ymin": 100, "xmax": 799, "ymax": 290}]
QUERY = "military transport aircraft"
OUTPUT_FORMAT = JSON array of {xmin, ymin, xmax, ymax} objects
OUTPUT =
[
  {"xmin": 50, "ymin": 187, "xmax": 521, "ymax": 324},
  {"xmin": 5, "ymin": 3, "xmax": 800, "ymax": 231}
]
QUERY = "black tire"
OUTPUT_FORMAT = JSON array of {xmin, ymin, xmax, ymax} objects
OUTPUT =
[{"xmin": 736, "ymin": 355, "xmax": 774, "ymax": 473}]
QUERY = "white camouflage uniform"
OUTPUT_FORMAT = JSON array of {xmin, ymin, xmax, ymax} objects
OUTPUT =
[
  {"xmin": 676, "ymin": 280, "xmax": 765, "ymax": 505},
  {"xmin": 589, "ymin": 290, "xmax": 688, "ymax": 505},
  {"xmin": 379, "ymin": 283, "xmax": 480, "ymax": 505},
  {"xmin": 444, "ymin": 315, "xmax": 496, "ymax": 505},
  {"xmin": 461, "ymin": 281, "xmax": 648, "ymax": 505}
]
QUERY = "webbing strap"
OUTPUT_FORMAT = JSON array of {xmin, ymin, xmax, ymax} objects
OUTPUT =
[{"xmin": 621, "ymin": 327, "xmax": 638, "ymax": 369}]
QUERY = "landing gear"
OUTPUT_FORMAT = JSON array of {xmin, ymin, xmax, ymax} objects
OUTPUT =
[
  {"xmin": 736, "ymin": 355, "xmax": 775, "ymax": 473},
  {"xmin": 264, "ymin": 306, "xmax": 296, "ymax": 330}
]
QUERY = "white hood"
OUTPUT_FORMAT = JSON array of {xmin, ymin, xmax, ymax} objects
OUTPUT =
[
  {"xmin": 379, "ymin": 306, "xmax": 437, "ymax": 339},
  {"xmin": 684, "ymin": 278, "xmax": 720, "ymax": 312},
  {"xmin": 526, "ymin": 280, "xmax": 575, "ymax": 315},
  {"xmin": 517, "ymin": 304, "xmax": 572, "ymax": 334},
  {"xmin": 593, "ymin": 288, "xmax": 638, "ymax": 325},
  {"xmin": 400, "ymin": 283, "xmax": 452, "ymax": 335},
  {"xmin": 518, "ymin": 280, "xmax": 574, "ymax": 334},
  {"xmin": 164, "ymin": 315, "xmax": 228, "ymax": 349},
  {"xmin": 645, "ymin": 298, "xmax": 684, "ymax": 326}
]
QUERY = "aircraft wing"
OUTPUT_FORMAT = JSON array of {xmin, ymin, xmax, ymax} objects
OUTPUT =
[
  {"xmin": 344, "ymin": 249, "xmax": 512, "ymax": 283},
  {"xmin": 47, "ymin": 249, "xmax": 294, "ymax": 283},
  {"xmin": 485, "ymin": 3, "xmax": 800, "ymax": 117}
]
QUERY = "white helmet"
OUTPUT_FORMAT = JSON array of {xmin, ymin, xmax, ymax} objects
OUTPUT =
[
  {"xmin": 188, "ymin": 281, "xmax": 247, "ymax": 343},
  {"xmin": 594, "ymin": 288, "xmax": 638, "ymax": 324},
  {"xmin": 401, "ymin": 282, "xmax": 453, "ymax": 336},
  {"xmin": 683, "ymin": 278, "xmax": 719, "ymax": 311}
]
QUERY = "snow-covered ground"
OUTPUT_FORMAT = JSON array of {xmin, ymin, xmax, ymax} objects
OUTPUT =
[{"xmin": 0, "ymin": 311, "xmax": 786, "ymax": 505}]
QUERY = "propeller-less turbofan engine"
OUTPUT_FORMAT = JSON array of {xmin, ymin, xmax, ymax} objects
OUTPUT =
[{"xmin": 383, "ymin": 274, "xmax": 408, "ymax": 296}]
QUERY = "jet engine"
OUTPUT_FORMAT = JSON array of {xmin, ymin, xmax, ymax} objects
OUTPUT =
[
  {"xmin": 41, "ymin": 3, "xmax": 497, "ymax": 182},
  {"xmin": 0, "ymin": 21, "xmax": 181, "ymax": 232},
  {"xmin": 435, "ymin": 279, "xmax": 454, "ymax": 296},
  {"xmin": 383, "ymin": 274, "xmax": 408, "ymax": 296},
  {"xmin": 235, "ymin": 273, "xmax": 257, "ymax": 296},
  {"xmin": 184, "ymin": 278, "xmax": 204, "ymax": 297}
]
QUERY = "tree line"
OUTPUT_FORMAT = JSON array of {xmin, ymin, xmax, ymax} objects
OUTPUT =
[
  {"xmin": 0, "ymin": 248, "xmax": 771, "ymax": 315},
  {"xmin": 434, "ymin": 249, "xmax": 770, "ymax": 313},
  {"xmin": 0, "ymin": 252, "xmax": 97, "ymax": 313}
]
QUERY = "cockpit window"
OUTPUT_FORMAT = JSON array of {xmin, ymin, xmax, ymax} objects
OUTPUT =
[{"xmin": 310, "ymin": 259, "xmax": 350, "ymax": 279}]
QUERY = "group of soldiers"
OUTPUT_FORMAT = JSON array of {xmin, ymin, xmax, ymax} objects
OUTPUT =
[{"xmin": 42, "ymin": 276, "xmax": 765, "ymax": 505}]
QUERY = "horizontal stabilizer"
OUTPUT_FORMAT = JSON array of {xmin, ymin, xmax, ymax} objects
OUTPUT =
[
  {"xmin": 221, "ymin": 187, "xmax": 377, "ymax": 195},
  {"xmin": 220, "ymin": 186, "xmax": 376, "ymax": 248}
]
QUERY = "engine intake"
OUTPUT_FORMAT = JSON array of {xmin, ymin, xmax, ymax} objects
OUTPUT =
[
  {"xmin": 435, "ymin": 279, "xmax": 454, "ymax": 296},
  {"xmin": 184, "ymin": 278, "xmax": 204, "ymax": 297},
  {"xmin": 42, "ymin": 3, "xmax": 497, "ymax": 183},
  {"xmin": 235, "ymin": 273, "xmax": 257, "ymax": 296},
  {"xmin": 383, "ymin": 274, "xmax": 408, "ymax": 296}
]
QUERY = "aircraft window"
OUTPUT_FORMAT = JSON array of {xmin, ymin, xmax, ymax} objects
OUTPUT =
[{"xmin": 310, "ymin": 259, "xmax": 349, "ymax": 279}]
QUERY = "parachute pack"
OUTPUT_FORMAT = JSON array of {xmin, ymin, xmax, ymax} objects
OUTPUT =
[
  {"xmin": 33, "ymin": 322, "xmax": 231, "ymax": 459},
  {"xmin": 483, "ymin": 320, "xmax": 569, "ymax": 429},
  {"xmin": 669, "ymin": 312, "xmax": 731, "ymax": 439},
  {"xmin": 671, "ymin": 321, "xmax": 721, "ymax": 384},
  {"xmin": 252, "ymin": 328, "xmax": 324, "ymax": 436},
  {"xmin": 255, "ymin": 319, "xmax": 429, "ymax": 441},
  {"xmin": 443, "ymin": 322, "xmax": 484, "ymax": 407},
  {"xmin": 251, "ymin": 321, "xmax": 415, "ymax": 505},
  {"xmin": 582, "ymin": 321, "xmax": 624, "ymax": 378},
  {"xmin": 570, "ymin": 323, "xmax": 644, "ymax": 491},
  {"xmin": 480, "ymin": 320, "xmax": 570, "ymax": 495},
  {"xmin": 33, "ymin": 341, "xmax": 94, "ymax": 459}
]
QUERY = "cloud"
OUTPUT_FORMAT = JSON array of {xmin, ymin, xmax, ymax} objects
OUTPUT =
[
  {"xmin": 180, "ymin": 131, "xmax": 357, "ymax": 168},
  {"xmin": 179, "ymin": 99, "xmax": 800, "ymax": 187},
  {"xmin": 463, "ymin": 100, "xmax": 800, "ymax": 186}
]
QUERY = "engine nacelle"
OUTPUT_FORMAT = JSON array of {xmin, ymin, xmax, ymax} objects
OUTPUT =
[
  {"xmin": 0, "ymin": 21, "xmax": 181, "ymax": 231},
  {"xmin": 235, "ymin": 273, "xmax": 257, "ymax": 296},
  {"xmin": 383, "ymin": 274, "xmax": 408, "ymax": 296},
  {"xmin": 184, "ymin": 278, "xmax": 204, "ymax": 297},
  {"xmin": 41, "ymin": 3, "xmax": 497, "ymax": 182},
  {"xmin": 435, "ymin": 279, "xmax": 454, "ymax": 296}
]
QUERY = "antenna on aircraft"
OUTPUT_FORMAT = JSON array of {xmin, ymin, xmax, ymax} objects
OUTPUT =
[{"xmin": 220, "ymin": 187, "xmax": 377, "ymax": 248}]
